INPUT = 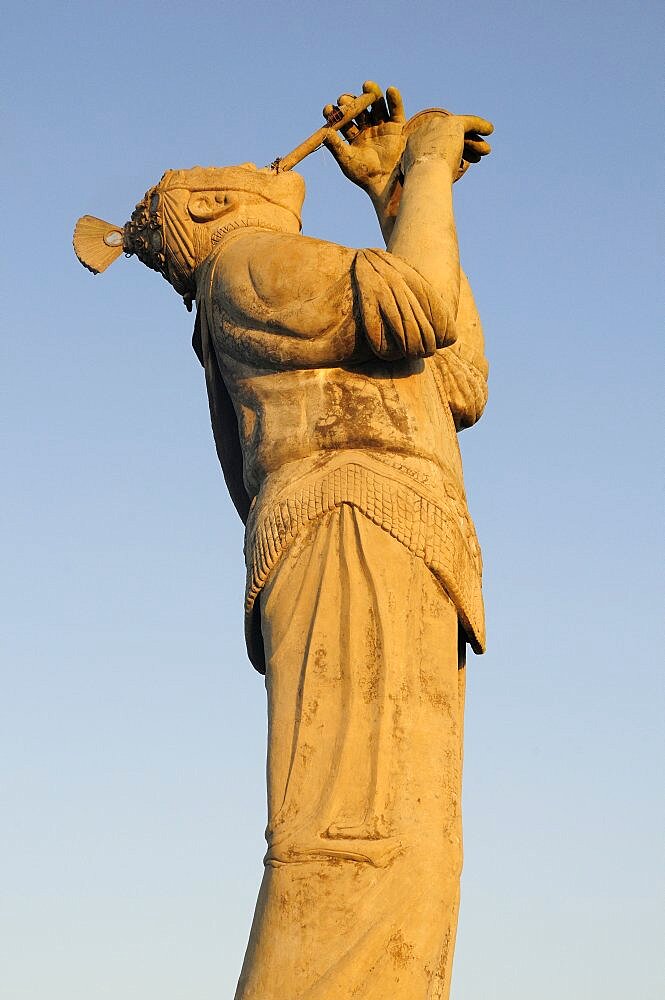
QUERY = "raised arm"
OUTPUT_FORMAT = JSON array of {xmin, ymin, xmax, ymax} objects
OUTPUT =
[
  {"xmin": 387, "ymin": 113, "xmax": 491, "ymax": 323},
  {"xmin": 202, "ymin": 88, "xmax": 492, "ymax": 374},
  {"xmin": 323, "ymin": 85, "xmax": 492, "ymax": 352}
]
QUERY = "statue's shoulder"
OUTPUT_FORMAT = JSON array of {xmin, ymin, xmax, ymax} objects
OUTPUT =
[
  {"xmin": 208, "ymin": 229, "xmax": 356, "ymax": 310},
  {"xmin": 212, "ymin": 228, "xmax": 354, "ymax": 265}
]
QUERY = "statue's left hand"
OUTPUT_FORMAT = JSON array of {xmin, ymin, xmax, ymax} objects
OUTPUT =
[{"xmin": 322, "ymin": 82, "xmax": 407, "ymax": 217}]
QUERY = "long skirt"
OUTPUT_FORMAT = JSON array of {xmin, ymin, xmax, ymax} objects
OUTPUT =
[{"xmin": 235, "ymin": 503, "xmax": 466, "ymax": 1000}]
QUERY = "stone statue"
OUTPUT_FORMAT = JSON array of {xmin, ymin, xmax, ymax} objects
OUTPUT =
[{"xmin": 74, "ymin": 82, "xmax": 493, "ymax": 999}]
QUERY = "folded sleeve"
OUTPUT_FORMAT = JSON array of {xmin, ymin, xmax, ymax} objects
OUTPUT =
[
  {"xmin": 352, "ymin": 248, "xmax": 456, "ymax": 360},
  {"xmin": 433, "ymin": 269, "xmax": 489, "ymax": 430}
]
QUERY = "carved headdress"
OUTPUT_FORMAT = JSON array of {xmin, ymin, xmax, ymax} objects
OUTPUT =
[{"xmin": 73, "ymin": 166, "xmax": 304, "ymax": 301}]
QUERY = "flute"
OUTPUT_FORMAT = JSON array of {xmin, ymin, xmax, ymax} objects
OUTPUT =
[{"xmin": 270, "ymin": 90, "xmax": 380, "ymax": 172}]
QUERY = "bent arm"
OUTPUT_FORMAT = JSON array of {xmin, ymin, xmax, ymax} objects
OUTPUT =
[{"xmin": 382, "ymin": 112, "xmax": 492, "ymax": 348}]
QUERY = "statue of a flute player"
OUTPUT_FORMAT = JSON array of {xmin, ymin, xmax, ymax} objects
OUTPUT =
[{"xmin": 74, "ymin": 81, "xmax": 493, "ymax": 999}]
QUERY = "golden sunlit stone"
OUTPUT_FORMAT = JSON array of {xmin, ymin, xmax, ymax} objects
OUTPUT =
[{"xmin": 74, "ymin": 81, "xmax": 493, "ymax": 999}]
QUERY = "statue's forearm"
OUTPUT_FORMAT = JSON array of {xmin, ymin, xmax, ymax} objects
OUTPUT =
[
  {"xmin": 387, "ymin": 160, "xmax": 460, "ymax": 320},
  {"xmin": 371, "ymin": 188, "xmax": 402, "ymax": 246}
]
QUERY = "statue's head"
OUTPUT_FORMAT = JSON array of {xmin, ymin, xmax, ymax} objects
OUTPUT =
[{"xmin": 73, "ymin": 164, "xmax": 305, "ymax": 304}]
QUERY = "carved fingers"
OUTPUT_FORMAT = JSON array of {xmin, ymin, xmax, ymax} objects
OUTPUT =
[
  {"xmin": 385, "ymin": 86, "xmax": 406, "ymax": 125},
  {"xmin": 458, "ymin": 115, "xmax": 493, "ymax": 163},
  {"xmin": 322, "ymin": 83, "xmax": 405, "ymax": 140},
  {"xmin": 321, "ymin": 128, "xmax": 358, "ymax": 177},
  {"xmin": 322, "ymin": 83, "xmax": 408, "ymax": 205}
]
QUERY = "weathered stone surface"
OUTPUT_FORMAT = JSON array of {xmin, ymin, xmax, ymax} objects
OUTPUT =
[{"xmin": 74, "ymin": 82, "xmax": 493, "ymax": 998}]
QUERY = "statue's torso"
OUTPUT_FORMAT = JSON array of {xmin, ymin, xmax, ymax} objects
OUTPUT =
[
  {"xmin": 221, "ymin": 354, "xmax": 464, "ymax": 501},
  {"xmin": 201, "ymin": 229, "xmax": 465, "ymax": 501},
  {"xmin": 196, "ymin": 227, "xmax": 486, "ymax": 653}
]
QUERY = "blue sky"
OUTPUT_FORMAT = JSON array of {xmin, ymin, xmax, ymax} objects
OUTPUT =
[{"xmin": 2, "ymin": 1, "xmax": 663, "ymax": 997}]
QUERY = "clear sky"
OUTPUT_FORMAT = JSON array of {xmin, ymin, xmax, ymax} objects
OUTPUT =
[{"xmin": 2, "ymin": 1, "xmax": 663, "ymax": 997}]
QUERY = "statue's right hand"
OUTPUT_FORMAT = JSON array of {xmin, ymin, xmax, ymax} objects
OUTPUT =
[{"xmin": 322, "ymin": 82, "xmax": 407, "ymax": 207}]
